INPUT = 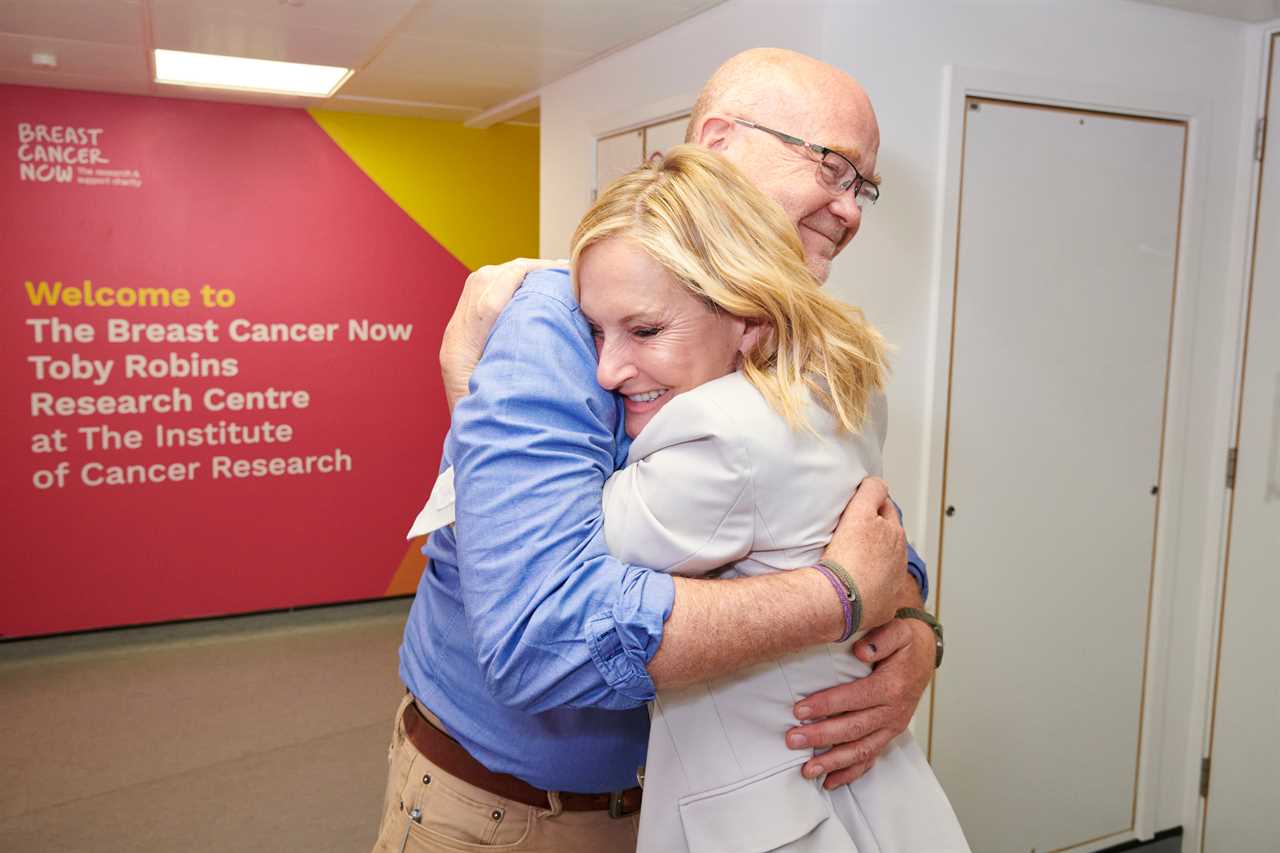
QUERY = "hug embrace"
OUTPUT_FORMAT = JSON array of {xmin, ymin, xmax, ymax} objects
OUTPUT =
[{"xmin": 379, "ymin": 48, "xmax": 970, "ymax": 853}]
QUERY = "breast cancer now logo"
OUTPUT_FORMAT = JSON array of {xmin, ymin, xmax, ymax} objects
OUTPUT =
[
  {"xmin": 16, "ymin": 122, "xmax": 108, "ymax": 183},
  {"xmin": 16, "ymin": 122, "xmax": 142, "ymax": 188}
]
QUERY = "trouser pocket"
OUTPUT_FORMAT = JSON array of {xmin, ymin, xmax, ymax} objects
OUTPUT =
[{"xmin": 399, "ymin": 753, "xmax": 534, "ymax": 850}]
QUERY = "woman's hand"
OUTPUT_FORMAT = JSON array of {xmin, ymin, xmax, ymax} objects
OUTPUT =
[{"xmin": 441, "ymin": 258, "xmax": 567, "ymax": 411}]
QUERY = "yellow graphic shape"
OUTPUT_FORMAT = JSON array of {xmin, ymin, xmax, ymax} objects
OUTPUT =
[{"xmin": 309, "ymin": 110, "xmax": 538, "ymax": 271}]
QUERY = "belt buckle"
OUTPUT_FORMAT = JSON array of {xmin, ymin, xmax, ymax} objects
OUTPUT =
[{"xmin": 608, "ymin": 791, "xmax": 626, "ymax": 819}]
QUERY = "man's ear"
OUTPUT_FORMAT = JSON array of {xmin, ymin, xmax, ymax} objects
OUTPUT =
[{"xmin": 697, "ymin": 115, "xmax": 736, "ymax": 151}]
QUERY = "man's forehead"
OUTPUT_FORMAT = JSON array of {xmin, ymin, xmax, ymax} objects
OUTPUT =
[
  {"xmin": 716, "ymin": 54, "xmax": 879, "ymax": 172},
  {"xmin": 768, "ymin": 82, "xmax": 877, "ymax": 154}
]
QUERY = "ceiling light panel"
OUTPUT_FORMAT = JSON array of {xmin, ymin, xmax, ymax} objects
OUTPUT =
[{"xmin": 153, "ymin": 48, "xmax": 351, "ymax": 97}]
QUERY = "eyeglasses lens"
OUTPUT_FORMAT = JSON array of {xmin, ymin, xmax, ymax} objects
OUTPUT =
[
  {"xmin": 817, "ymin": 152, "xmax": 849, "ymax": 190},
  {"xmin": 818, "ymin": 152, "xmax": 877, "ymax": 207}
]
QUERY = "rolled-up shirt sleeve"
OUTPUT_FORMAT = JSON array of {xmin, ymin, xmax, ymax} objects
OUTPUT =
[
  {"xmin": 447, "ymin": 271, "xmax": 674, "ymax": 712},
  {"xmin": 906, "ymin": 541, "xmax": 928, "ymax": 602}
]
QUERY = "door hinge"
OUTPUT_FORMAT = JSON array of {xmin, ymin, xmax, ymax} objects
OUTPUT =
[
  {"xmin": 1256, "ymin": 116, "xmax": 1267, "ymax": 163},
  {"xmin": 1226, "ymin": 447, "xmax": 1238, "ymax": 489},
  {"xmin": 1200, "ymin": 756, "xmax": 1212, "ymax": 798}
]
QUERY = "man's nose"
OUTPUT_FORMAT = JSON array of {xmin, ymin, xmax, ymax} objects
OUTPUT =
[
  {"xmin": 596, "ymin": 341, "xmax": 636, "ymax": 390},
  {"xmin": 828, "ymin": 189, "xmax": 862, "ymax": 233}
]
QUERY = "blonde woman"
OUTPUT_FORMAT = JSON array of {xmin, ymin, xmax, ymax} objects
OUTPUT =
[{"xmin": 573, "ymin": 145, "xmax": 969, "ymax": 853}]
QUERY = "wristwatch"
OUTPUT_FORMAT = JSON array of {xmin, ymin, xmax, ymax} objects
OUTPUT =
[{"xmin": 895, "ymin": 607, "xmax": 944, "ymax": 669}]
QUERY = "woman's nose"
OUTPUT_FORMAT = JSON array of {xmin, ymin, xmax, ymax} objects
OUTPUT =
[{"xmin": 596, "ymin": 341, "xmax": 636, "ymax": 390}]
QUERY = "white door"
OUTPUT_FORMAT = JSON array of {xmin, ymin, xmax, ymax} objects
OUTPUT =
[
  {"xmin": 930, "ymin": 99, "xmax": 1186, "ymax": 853},
  {"xmin": 1201, "ymin": 33, "xmax": 1280, "ymax": 853},
  {"xmin": 644, "ymin": 115, "xmax": 689, "ymax": 158},
  {"xmin": 595, "ymin": 129, "xmax": 644, "ymax": 198}
]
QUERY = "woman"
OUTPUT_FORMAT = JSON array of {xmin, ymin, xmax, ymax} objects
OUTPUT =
[{"xmin": 572, "ymin": 145, "xmax": 970, "ymax": 853}]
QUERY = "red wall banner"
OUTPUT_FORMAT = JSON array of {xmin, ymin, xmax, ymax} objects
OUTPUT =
[{"xmin": 2, "ymin": 85, "xmax": 473, "ymax": 638}]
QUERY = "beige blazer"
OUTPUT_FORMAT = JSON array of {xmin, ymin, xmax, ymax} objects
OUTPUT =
[{"xmin": 603, "ymin": 372, "xmax": 968, "ymax": 853}]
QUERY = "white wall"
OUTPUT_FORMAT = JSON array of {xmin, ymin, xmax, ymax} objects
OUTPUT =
[
  {"xmin": 539, "ymin": 0, "xmax": 825, "ymax": 256},
  {"xmin": 540, "ymin": 0, "xmax": 1255, "ymax": 840}
]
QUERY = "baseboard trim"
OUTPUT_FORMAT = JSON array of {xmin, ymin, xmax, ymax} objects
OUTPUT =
[{"xmin": 1099, "ymin": 827, "xmax": 1183, "ymax": 852}]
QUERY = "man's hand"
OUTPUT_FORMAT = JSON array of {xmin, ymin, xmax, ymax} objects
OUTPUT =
[
  {"xmin": 784, "ymin": 476, "xmax": 934, "ymax": 788},
  {"xmin": 820, "ymin": 477, "xmax": 911, "ymax": 631},
  {"xmin": 441, "ymin": 258, "xmax": 567, "ymax": 411},
  {"xmin": 787, "ymin": 611, "xmax": 936, "ymax": 788}
]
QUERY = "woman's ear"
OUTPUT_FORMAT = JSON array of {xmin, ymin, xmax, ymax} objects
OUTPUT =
[{"xmin": 737, "ymin": 318, "xmax": 770, "ymax": 358}]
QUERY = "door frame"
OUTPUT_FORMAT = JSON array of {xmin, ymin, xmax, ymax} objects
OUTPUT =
[
  {"xmin": 1196, "ymin": 21, "xmax": 1280, "ymax": 853},
  {"xmin": 919, "ymin": 65, "xmax": 1213, "ymax": 850},
  {"xmin": 590, "ymin": 92, "xmax": 696, "ymax": 202}
]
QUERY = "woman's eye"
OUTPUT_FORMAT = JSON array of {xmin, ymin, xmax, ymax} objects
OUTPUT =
[{"xmin": 633, "ymin": 326, "xmax": 662, "ymax": 338}]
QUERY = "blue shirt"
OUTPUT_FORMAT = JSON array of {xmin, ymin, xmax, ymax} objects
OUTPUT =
[{"xmin": 399, "ymin": 269, "xmax": 927, "ymax": 792}]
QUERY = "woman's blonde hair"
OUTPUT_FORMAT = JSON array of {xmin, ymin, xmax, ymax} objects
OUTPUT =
[{"xmin": 570, "ymin": 144, "xmax": 887, "ymax": 433}]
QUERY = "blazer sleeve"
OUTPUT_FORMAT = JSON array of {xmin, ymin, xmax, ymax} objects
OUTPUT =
[{"xmin": 602, "ymin": 399, "xmax": 756, "ymax": 577}]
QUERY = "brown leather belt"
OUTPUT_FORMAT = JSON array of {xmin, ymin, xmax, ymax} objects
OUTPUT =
[{"xmin": 402, "ymin": 699, "xmax": 642, "ymax": 816}]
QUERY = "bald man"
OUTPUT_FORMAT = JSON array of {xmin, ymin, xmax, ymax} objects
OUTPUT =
[
  {"xmin": 374, "ymin": 49, "xmax": 938, "ymax": 853},
  {"xmin": 685, "ymin": 48, "xmax": 879, "ymax": 282}
]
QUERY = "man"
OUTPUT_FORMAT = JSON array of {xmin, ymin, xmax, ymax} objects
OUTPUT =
[{"xmin": 374, "ymin": 49, "xmax": 940, "ymax": 852}]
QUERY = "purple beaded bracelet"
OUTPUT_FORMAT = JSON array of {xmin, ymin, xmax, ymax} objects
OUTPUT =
[{"xmin": 813, "ymin": 562, "xmax": 855, "ymax": 643}]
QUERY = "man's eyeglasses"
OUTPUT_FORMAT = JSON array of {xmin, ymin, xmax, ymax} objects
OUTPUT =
[{"xmin": 734, "ymin": 118, "xmax": 880, "ymax": 207}]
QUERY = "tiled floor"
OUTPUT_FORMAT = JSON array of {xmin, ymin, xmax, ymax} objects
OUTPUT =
[
  {"xmin": 0, "ymin": 600, "xmax": 411, "ymax": 853},
  {"xmin": 1, "ymin": 601, "xmax": 1191, "ymax": 853}
]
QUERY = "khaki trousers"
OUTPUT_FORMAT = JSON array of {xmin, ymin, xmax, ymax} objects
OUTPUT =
[{"xmin": 371, "ymin": 693, "xmax": 639, "ymax": 853}]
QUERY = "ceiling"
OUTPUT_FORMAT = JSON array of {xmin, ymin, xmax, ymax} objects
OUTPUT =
[
  {"xmin": 0, "ymin": 0, "xmax": 725, "ymax": 125},
  {"xmin": 1129, "ymin": 0, "xmax": 1280, "ymax": 19},
  {"xmin": 2, "ymin": 0, "xmax": 1276, "ymax": 127}
]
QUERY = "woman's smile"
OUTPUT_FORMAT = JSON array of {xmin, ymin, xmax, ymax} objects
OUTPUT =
[
  {"xmin": 575, "ymin": 237, "xmax": 753, "ymax": 438},
  {"xmin": 622, "ymin": 387, "xmax": 671, "ymax": 420}
]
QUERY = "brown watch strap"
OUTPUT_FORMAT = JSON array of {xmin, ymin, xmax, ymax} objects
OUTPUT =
[{"xmin": 895, "ymin": 607, "xmax": 944, "ymax": 669}]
